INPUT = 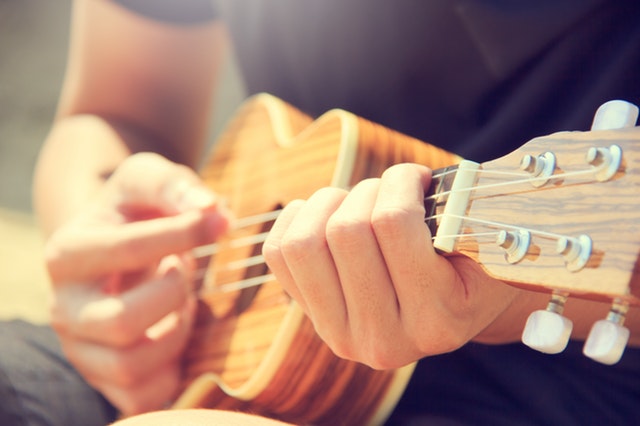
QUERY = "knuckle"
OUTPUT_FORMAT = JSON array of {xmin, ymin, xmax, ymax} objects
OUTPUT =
[
  {"xmin": 371, "ymin": 207, "xmax": 413, "ymax": 238},
  {"xmin": 280, "ymin": 232, "xmax": 325, "ymax": 265},
  {"xmin": 325, "ymin": 335, "xmax": 355, "ymax": 362},
  {"xmin": 325, "ymin": 215, "xmax": 369, "ymax": 248},
  {"xmin": 353, "ymin": 328, "xmax": 404, "ymax": 370},
  {"xmin": 106, "ymin": 355, "xmax": 141, "ymax": 388},
  {"xmin": 101, "ymin": 314, "xmax": 138, "ymax": 347},
  {"xmin": 313, "ymin": 322, "xmax": 354, "ymax": 362},
  {"xmin": 261, "ymin": 239, "xmax": 284, "ymax": 268},
  {"xmin": 362, "ymin": 343, "xmax": 403, "ymax": 370},
  {"xmin": 413, "ymin": 323, "xmax": 466, "ymax": 356}
]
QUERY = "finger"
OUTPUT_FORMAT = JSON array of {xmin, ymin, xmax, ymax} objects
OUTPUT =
[
  {"xmin": 271, "ymin": 188, "xmax": 349, "ymax": 340},
  {"xmin": 325, "ymin": 179, "xmax": 402, "ymax": 362},
  {"xmin": 108, "ymin": 152, "xmax": 217, "ymax": 215},
  {"xmin": 373, "ymin": 164, "xmax": 466, "ymax": 350},
  {"xmin": 47, "ymin": 208, "xmax": 228, "ymax": 283},
  {"xmin": 262, "ymin": 199, "xmax": 308, "ymax": 311},
  {"xmin": 60, "ymin": 295, "xmax": 195, "ymax": 389},
  {"xmin": 53, "ymin": 255, "xmax": 194, "ymax": 347},
  {"xmin": 373, "ymin": 164, "xmax": 452, "ymax": 302}
]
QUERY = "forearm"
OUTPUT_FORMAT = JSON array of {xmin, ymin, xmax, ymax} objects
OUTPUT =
[{"xmin": 33, "ymin": 1, "xmax": 228, "ymax": 236}]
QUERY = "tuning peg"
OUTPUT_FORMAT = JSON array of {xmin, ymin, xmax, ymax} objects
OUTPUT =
[
  {"xmin": 583, "ymin": 301, "xmax": 630, "ymax": 365},
  {"xmin": 585, "ymin": 145, "xmax": 622, "ymax": 182},
  {"xmin": 496, "ymin": 229, "xmax": 530, "ymax": 264},
  {"xmin": 556, "ymin": 235, "xmax": 592, "ymax": 272},
  {"xmin": 519, "ymin": 152, "xmax": 556, "ymax": 187},
  {"xmin": 522, "ymin": 293, "xmax": 573, "ymax": 354},
  {"xmin": 591, "ymin": 100, "xmax": 639, "ymax": 130}
]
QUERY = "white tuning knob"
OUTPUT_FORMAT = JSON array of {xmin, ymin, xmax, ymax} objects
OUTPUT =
[
  {"xmin": 522, "ymin": 309, "xmax": 573, "ymax": 354},
  {"xmin": 583, "ymin": 301, "xmax": 630, "ymax": 365},
  {"xmin": 583, "ymin": 320, "xmax": 629, "ymax": 365},
  {"xmin": 591, "ymin": 100, "xmax": 639, "ymax": 130}
]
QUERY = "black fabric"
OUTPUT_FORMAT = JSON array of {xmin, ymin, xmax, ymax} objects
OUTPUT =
[
  {"xmin": 387, "ymin": 341, "xmax": 640, "ymax": 425},
  {"xmin": 217, "ymin": 0, "xmax": 640, "ymax": 162},
  {"xmin": 0, "ymin": 320, "xmax": 117, "ymax": 426},
  {"xmin": 2, "ymin": 322, "xmax": 639, "ymax": 425},
  {"xmin": 110, "ymin": 0, "xmax": 640, "ymax": 161}
]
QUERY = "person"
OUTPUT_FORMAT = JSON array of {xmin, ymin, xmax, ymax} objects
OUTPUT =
[{"xmin": 1, "ymin": 0, "xmax": 639, "ymax": 425}]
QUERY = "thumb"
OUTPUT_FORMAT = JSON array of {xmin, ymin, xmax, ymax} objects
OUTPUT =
[
  {"xmin": 46, "ymin": 153, "xmax": 232, "ymax": 283},
  {"xmin": 107, "ymin": 152, "xmax": 219, "ymax": 216}
]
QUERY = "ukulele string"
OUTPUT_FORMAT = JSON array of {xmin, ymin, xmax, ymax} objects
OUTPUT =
[
  {"xmin": 203, "ymin": 273, "xmax": 276, "ymax": 293},
  {"xmin": 190, "ymin": 222, "xmax": 513, "ymax": 295},
  {"xmin": 191, "ymin": 210, "xmax": 282, "ymax": 258},
  {"xmin": 192, "ymin": 163, "xmax": 603, "ymax": 258},
  {"xmin": 426, "ymin": 166, "xmax": 602, "ymax": 202},
  {"xmin": 193, "ymin": 164, "xmax": 597, "ymax": 258},
  {"xmin": 193, "ymin": 228, "xmax": 509, "ymax": 294},
  {"xmin": 427, "ymin": 213, "xmax": 575, "ymax": 241},
  {"xmin": 191, "ymin": 164, "xmax": 605, "ymax": 293}
]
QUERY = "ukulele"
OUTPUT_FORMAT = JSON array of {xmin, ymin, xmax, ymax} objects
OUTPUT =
[{"xmin": 172, "ymin": 94, "xmax": 639, "ymax": 425}]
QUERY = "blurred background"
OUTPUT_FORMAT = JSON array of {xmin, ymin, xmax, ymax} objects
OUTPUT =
[
  {"xmin": 0, "ymin": 0, "xmax": 70, "ymax": 212},
  {"xmin": 0, "ymin": 0, "xmax": 245, "ymax": 323},
  {"xmin": 0, "ymin": 0, "xmax": 72, "ymax": 323}
]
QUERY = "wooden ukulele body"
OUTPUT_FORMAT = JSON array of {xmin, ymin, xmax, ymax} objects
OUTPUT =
[{"xmin": 174, "ymin": 94, "xmax": 459, "ymax": 424}]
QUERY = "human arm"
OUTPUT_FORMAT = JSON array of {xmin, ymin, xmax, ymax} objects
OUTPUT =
[
  {"xmin": 35, "ymin": 0, "xmax": 228, "ymax": 233},
  {"xmin": 33, "ymin": 0, "xmax": 231, "ymax": 415}
]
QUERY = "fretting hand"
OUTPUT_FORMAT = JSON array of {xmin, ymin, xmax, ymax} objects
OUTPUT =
[{"xmin": 263, "ymin": 163, "xmax": 523, "ymax": 369}]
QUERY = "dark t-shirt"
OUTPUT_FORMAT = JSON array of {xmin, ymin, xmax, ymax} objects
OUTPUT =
[
  {"xmin": 110, "ymin": 1, "xmax": 640, "ymax": 424},
  {"xmin": 115, "ymin": 0, "xmax": 640, "ymax": 163}
]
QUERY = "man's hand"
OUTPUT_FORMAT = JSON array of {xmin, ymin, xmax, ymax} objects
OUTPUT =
[{"xmin": 263, "ymin": 163, "xmax": 521, "ymax": 369}]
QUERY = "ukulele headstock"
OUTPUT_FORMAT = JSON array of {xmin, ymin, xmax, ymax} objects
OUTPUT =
[{"xmin": 430, "ymin": 100, "xmax": 639, "ymax": 364}]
